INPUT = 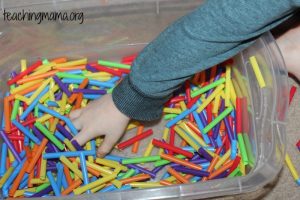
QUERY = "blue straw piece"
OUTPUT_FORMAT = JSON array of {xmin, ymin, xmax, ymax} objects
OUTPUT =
[
  {"xmin": 162, "ymin": 172, "xmax": 170, "ymax": 179},
  {"xmin": 62, "ymin": 173, "xmax": 69, "ymax": 189},
  {"xmin": 166, "ymin": 104, "xmax": 198, "ymax": 128},
  {"xmin": 20, "ymin": 86, "xmax": 49, "ymax": 120},
  {"xmin": 230, "ymin": 139, "xmax": 237, "ymax": 160},
  {"xmin": 12, "ymin": 120, "xmax": 41, "ymax": 145},
  {"xmin": 79, "ymin": 153, "xmax": 91, "ymax": 194},
  {"xmin": 83, "ymin": 94, "xmax": 102, "ymax": 100},
  {"xmin": 216, "ymin": 134, "xmax": 223, "ymax": 147},
  {"xmin": 119, "ymin": 185, "xmax": 132, "ymax": 191},
  {"xmin": 104, "ymin": 154, "xmax": 126, "ymax": 162},
  {"xmin": 192, "ymin": 112, "xmax": 210, "ymax": 144},
  {"xmin": 100, "ymin": 185, "xmax": 116, "ymax": 192},
  {"xmin": 43, "ymin": 150, "xmax": 95, "ymax": 159},
  {"xmin": 47, "ymin": 101, "xmax": 59, "ymax": 107},
  {"xmin": 54, "ymin": 131, "xmax": 66, "ymax": 142},
  {"xmin": 56, "ymin": 163, "xmax": 64, "ymax": 190},
  {"xmin": 47, "ymin": 171, "xmax": 61, "ymax": 196},
  {"xmin": 0, "ymin": 143, "xmax": 8, "ymax": 176},
  {"xmin": 19, "ymin": 173, "xmax": 29, "ymax": 189}
]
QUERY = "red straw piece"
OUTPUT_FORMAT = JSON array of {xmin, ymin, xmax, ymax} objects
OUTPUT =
[
  {"xmin": 117, "ymin": 129, "xmax": 153, "ymax": 150},
  {"xmin": 228, "ymin": 156, "xmax": 241, "ymax": 174},
  {"xmin": 169, "ymin": 127, "xmax": 175, "ymax": 155},
  {"xmin": 296, "ymin": 140, "xmax": 300, "ymax": 151},
  {"xmin": 236, "ymin": 98, "xmax": 243, "ymax": 134},
  {"xmin": 117, "ymin": 68, "xmax": 131, "ymax": 74},
  {"xmin": 90, "ymin": 63, "xmax": 123, "ymax": 77},
  {"xmin": 241, "ymin": 97, "xmax": 249, "ymax": 133},
  {"xmin": 121, "ymin": 54, "xmax": 138, "ymax": 63},
  {"xmin": 11, "ymin": 118, "xmax": 36, "ymax": 132},
  {"xmin": 289, "ymin": 86, "xmax": 297, "ymax": 105},
  {"xmin": 7, "ymin": 60, "xmax": 43, "ymax": 85},
  {"xmin": 152, "ymin": 139, "xmax": 193, "ymax": 158},
  {"xmin": 187, "ymin": 96, "xmax": 200, "ymax": 109},
  {"xmin": 207, "ymin": 103, "xmax": 213, "ymax": 137}
]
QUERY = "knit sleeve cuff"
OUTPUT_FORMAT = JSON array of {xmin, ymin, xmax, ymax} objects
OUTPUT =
[{"xmin": 112, "ymin": 76, "xmax": 170, "ymax": 121}]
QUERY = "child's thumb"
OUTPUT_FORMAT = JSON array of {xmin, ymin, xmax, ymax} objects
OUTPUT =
[
  {"xmin": 97, "ymin": 134, "xmax": 119, "ymax": 158},
  {"xmin": 72, "ymin": 128, "xmax": 91, "ymax": 146}
]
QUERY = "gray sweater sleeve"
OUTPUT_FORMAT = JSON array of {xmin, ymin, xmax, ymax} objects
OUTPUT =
[{"xmin": 112, "ymin": 0, "xmax": 300, "ymax": 121}]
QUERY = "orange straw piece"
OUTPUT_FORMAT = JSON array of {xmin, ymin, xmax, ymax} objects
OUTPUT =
[
  {"xmin": 17, "ymin": 70, "xmax": 58, "ymax": 85},
  {"xmin": 202, "ymin": 156, "xmax": 219, "ymax": 182},
  {"xmin": 159, "ymin": 180, "xmax": 173, "ymax": 186},
  {"xmin": 132, "ymin": 125, "xmax": 144, "ymax": 153},
  {"xmin": 120, "ymin": 174, "xmax": 151, "ymax": 185},
  {"xmin": 68, "ymin": 78, "xmax": 89, "ymax": 104},
  {"xmin": 208, "ymin": 160, "xmax": 234, "ymax": 180},
  {"xmin": 63, "ymin": 164, "xmax": 73, "ymax": 186},
  {"xmin": 4, "ymin": 97, "xmax": 11, "ymax": 133},
  {"xmin": 9, "ymin": 161, "xmax": 29, "ymax": 197},
  {"xmin": 26, "ymin": 138, "xmax": 48, "ymax": 173},
  {"xmin": 160, "ymin": 153, "xmax": 202, "ymax": 171},
  {"xmin": 28, "ymin": 170, "xmax": 35, "ymax": 188},
  {"xmin": 61, "ymin": 179, "xmax": 82, "ymax": 195},
  {"xmin": 51, "ymin": 57, "xmax": 68, "ymax": 64},
  {"xmin": 167, "ymin": 167, "xmax": 189, "ymax": 184}
]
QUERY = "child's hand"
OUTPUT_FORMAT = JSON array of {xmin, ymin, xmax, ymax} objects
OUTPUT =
[{"xmin": 69, "ymin": 94, "xmax": 130, "ymax": 157}]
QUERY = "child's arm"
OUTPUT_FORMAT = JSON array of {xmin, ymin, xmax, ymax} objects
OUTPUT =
[{"xmin": 72, "ymin": 0, "xmax": 300, "ymax": 157}]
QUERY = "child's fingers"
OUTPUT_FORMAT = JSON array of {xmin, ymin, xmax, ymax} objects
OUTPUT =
[
  {"xmin": 71, "ymin": 118, "xmax": 83, "ymax": 130},
  {"xmin": 96, "ymin": 134, "xmax": 119, "ymax": 158},
  {"xmin": 69, "ymin": 109, "xmax": 83, "ymax": 120},
  {"xmin": 72, "ymin": 128, "xmax": 91, "ymax": 146}
]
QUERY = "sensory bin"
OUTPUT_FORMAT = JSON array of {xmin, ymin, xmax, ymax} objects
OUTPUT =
[{"xmin": 0, "ymin": 51, "xmax": 274, "ymax": 198}]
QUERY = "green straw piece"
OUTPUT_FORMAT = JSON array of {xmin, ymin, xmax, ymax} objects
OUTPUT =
[
  {"xmin": 191, "ymin": 78, "xmax": 225, "ymax": 98},
  {"xmin": 154, "ymin": 154, "xmax": 186, "ymax": 167},
  {"xmin": 202, "ymin": 106, "xmax": 233, "ymax": 134},
  {"xmin": 164, "ymin": 114, "xmax": 178, "ymax": 120},
  {"xmin": 36, "ymin": 183, "xmax": 51, "ymax": 192},
  {"xmin": 10, "ymin": 84, "xmax": 16, "ymax": 90},
  {"xmin": 56, "ymin": 72, "xmax": 85, "ymax": 79},
  {"xmin": 237, "ymin": 134, "xmax": 249, "ymax": 166},
  {"xmin": 42, "ymin": 59, "xmax": 49, "ymax": 65},
  {"xmin": 98, "ymin": 60, "xmax": 131, "ymax": 69},
  {"xmin": 243, "ymin": 133, "xmax": 255, "ymax": 167},
  {"xmin": 228, "ymin": 167, "xmax": 241, "ymax": 177},
  {"xmin": 34, "ymin": 105, "xmax": 39, "ymax": 118},
  {"xmin": 121, "ymin": 156, "xmax": 161, "ymax": 165},
  {"xmin": 119, "ymin": 169, "xmax": 136, "ymax": 179},
  {"xmin": 35, "ymin": 122, "xmax": 65, "ymax": 150},
  {"xmin": 11, "ymin": 99, "xmax": 20, "ymax": 120},
  {"xmin": 107, "ymin": 87, "xmax": 115, "ymax": 94}
]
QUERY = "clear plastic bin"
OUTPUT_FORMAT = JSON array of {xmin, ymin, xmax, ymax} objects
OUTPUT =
[{"xmin": 0, "ymin": 0, "xmax": 289, "ymax": 199}]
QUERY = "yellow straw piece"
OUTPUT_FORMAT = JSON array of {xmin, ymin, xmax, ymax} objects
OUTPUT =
[
  {"xmin": 212, "ymin": 93, "xmax": 221, "ymax": 114},
  {"xmin": 28, "ymin": 78, "xmax": 52, "ymax": 104},
  {"xmin": 14, "ymin": 188, "xmax": 36, "ymax": 197},
  {"xmin": 95, "ymin": 158, "xmax": 127, "ymax": 171},
  {"xmin": 179, "ymin": 122, "xmax": 207, "ymax": 147},
  {"xmin": 73, "ymin": 174, "xmax": 116, "ymax": 195},
  {"xmin": 232, "ymin": 68, "xmax": 250, "ymax": 101},
  {"xmin": 85, "ymin": 142, "xmax": 94, "ymax": 163},
  {"xmin": 30, "ymin": 178, "xmax": 49, "ymax": 184},
  {"xmin": 285, "ymin": 153, "xmax": 300, "ymax": 181},
  {"xmin": 49, "ymin": 78, "xmax": 55, "ymax": 101},
  {"xmin": 18, "ymin": 107, "xmax": 24, "ymax": 116},
  {"xmin": 40, "ymin": 157, "xmax": 47, "ymax": 180},
  {"xmin": 54, "ymin": 58, "xmax": 87, "ymax": 68},
  {"xmin": 215, "ymin": 148, "xmax": 231, "ymax": 169},
  {"xmin": 164, "ymin": 176, "xmax": 177, "ymax": 183},
  {"xmin": 31, "ymin": 63, "xmax": 55, "ymax": 75},
  {"xmin": 229, "ymin": 79, "xmax": 237, "ymax": 107},
  {"xmin": 225, "ymin": 66, "xmax": 231, "ymax": 107},
  {"xmin": 130, "ymin": 182, "xmax": 162, "ymax": 188},
  {"xmin": 15, "ymin": 94, "xmax": 30, "ymax": 105},
  {"xmin": 86, "ymin": 161, "xmax": 114, "ymax": 175},
  {"xmin": 64, "ymin": 139, "xmax": 76, "ymax": 152},
  {"xmin": 0, "ymin": 166, "xmax": 14, "ymax": 187},
  {"xmin": 163, "ymin": 108, "xmax": 182, "ymax": 115},
  {"xmin": 126, "ymin": 122, "xmax": 140, "ymax": 131},
  {"xmin": 84, "ymin": 72, "xmax": 112, "ymax": 78},
  {"xmin": 231, "ymin": 79, "xmax": 243, "ymax": 98},
  {"xmin": 8, "ymin": 150, "xmax": 15, "ymax": 163},
  {"xmin": 239, "ymin": 157, "xmax": 246, "ymax": 176},
  {"xmin": 159, "ymin": 128, "xmax": 169, "ymax": 155},
  {"xmin": 174, "ymin": 125, "xmax": 199, "ymax": 151},
  {"xmin": 90, "ymin": 184, "xmax": 106, "ymax": 193},
  {"xmin": 249, "ymin": 56, "xmax": 266, "ymax": 88},
  {"xmin": 60, "ymin": 156, "xmax": 83, "ymax": 180},
  {"xmin": 36, "ymin": 114, "xmax": 53, "ymax": 123},
  {"xmin": 112, "ymin": 179, "xmax": 123, "ymax": 189},
  {"xmin": 20, "ymin": 59, "xmax": 27, "ymax": 72},
  {"xmin": 11, "ymin": 79, "xmax": 43, "ymax": 94},
  {"xmin": 143, "ymin": 141, "xmax": 154, "ymax": 157},
  {"xmin": 39, "ymin": 85, "xmax": 59, "ymax": 104},
  {"xmin": 196, "ymin": 84, "xmax": 224, "ymax": 113},
  {"xmin": 179, "ymin": 101, "xmax": 187, "ymax": 111}
]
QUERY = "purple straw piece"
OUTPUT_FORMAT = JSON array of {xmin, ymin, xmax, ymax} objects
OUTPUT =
[
  {"xmin": 170, "ymin": 158, "xmax": 208, "ymax": 168},
  {"xmin": 46, "ymin": 165, "xmax": 58, "ymax": 172},
  {"xmin": 86, "ymin": 64, "xmax": 98, "ymax": 73},
  {"xmin": 31, "ymin": 185, "xmax": 53, "ymax": 197},
  {"xmin": 0, "ymin": 131, "xmax": 22, "ymax": 163},
  {"xmin": 213, "ymin": 100, "xmax": 225, "ymax": 139},
  {"xmin": 172, "ymin": 166, "xmax": 210, "ymax": 177},
  {"xmin": 45, "ymin": 145, "xmax": 57, "ymax": 153},
  {"xmin": 199, "ymin": 112, "xmax": 207, "ymax": 126},
  {"xmin": 224, "ymin": 116, "xmax": 234, "ymax": 141},
  {"xmin": 73, "ymin": 88, "xmax": 107, "ymax": 95},
  {"xmin": 209, "ymin": 136, "xmax": 217, "ymax": 148},
  {"xmin": 126, "ymin": 164, "xmax": 156, "ymax": 178},
  {"xmin": 191, "ymin": 154, "xmax": 201, "ymax": 161},
  {"xmin": 71, "ymin": 140, "xmax": 83, "ymax": 151},
  {"xmin": 10, "ymin": 71, "xmax": 18, "ymax": 78},
  {"xmin": 56, "ymin": 124, "xmax": 73, "ymax": 140},
  {"xmin": 198, "ymin": 147, "xmax": 213, "ymax": 162},
  {"xmin": 213, "ymin": 171, "xmax": 228, "ymax": 179},
  {"xmin": 55, "ymin": 92, "xmax": 63, "ymax": 101},
  {"xmin": 32, "ymin": 126, "xmax": 45, "ymax": 141},
  {"xmin": 53, "ymin": 75, "xmax": 72, "ymax": 97},
  {"xmin": 152, "ymin": 165, "xmax": 165, "ymax": 174}
]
